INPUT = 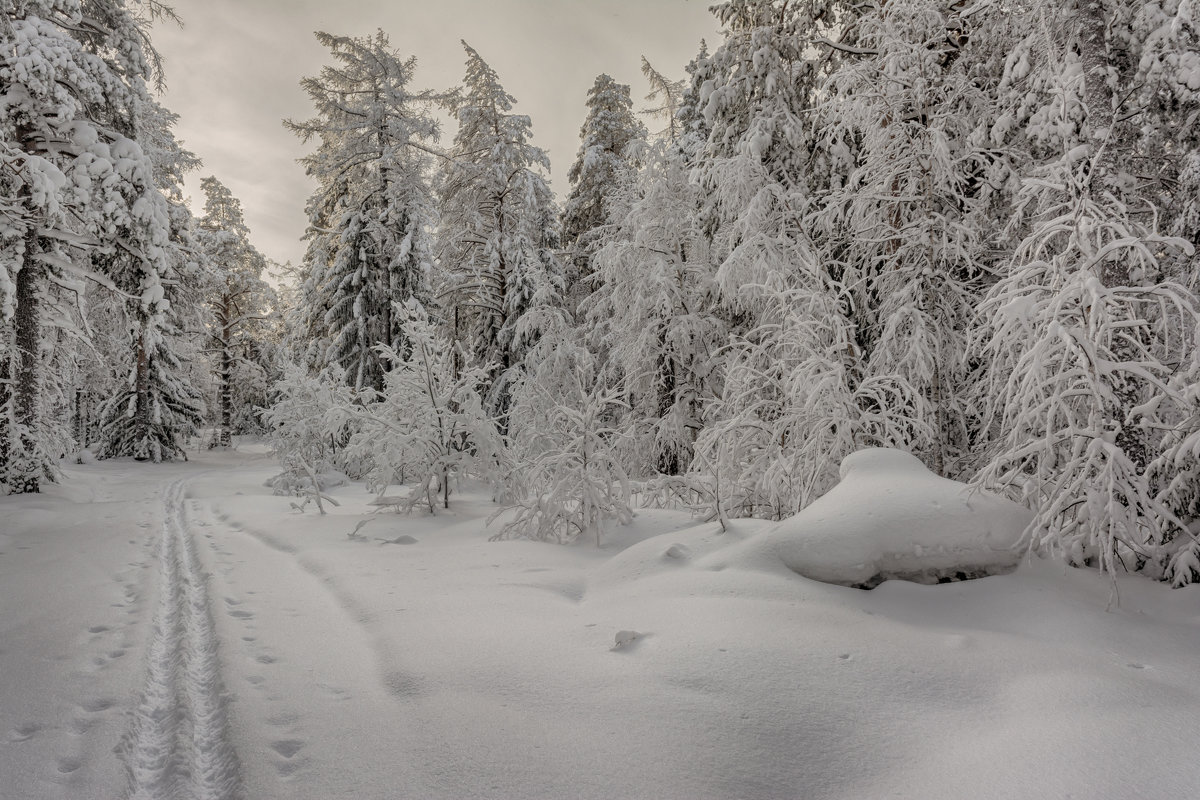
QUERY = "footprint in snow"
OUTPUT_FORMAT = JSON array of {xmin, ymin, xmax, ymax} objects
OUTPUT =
[
  {"xmin": 383, "ymin": 670, "xmax": 421, "ymax": 698},
  {"xmin": 663, "ymin": 544, "xmax": 691, "ymax": 561},
  {"xmin": 611, "ymin": 630, "xmax": 647, "ymax": 651},
  {"xmin": 318, "ymin": 683, "xmax": 350, "ymax": 701},
  {"xmin": 80, "ymin": 698, "xmax": 116, "ymax": 713},
  {"xmin": 87, "ymin": 625, "xmax": 110, "ymax": 634},
  {"xmin": 56, "ymin": 757, "xmax": 81, "ymax": 775},
  {"xmin": 10, "ymin": 722, "xmax": 40, "ymax": 742},
  {"xmin": 229, "ymin": 609, "xmax": 254, "ymax": 620},
  {"xmin": 271, "ymin": 739, "xmax": 304, "ymax": 758}
]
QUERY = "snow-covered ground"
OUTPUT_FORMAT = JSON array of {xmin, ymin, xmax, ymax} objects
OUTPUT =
[{"xmin": 3, "ymin": 445, "xmax": 1199, "ymax": 800}]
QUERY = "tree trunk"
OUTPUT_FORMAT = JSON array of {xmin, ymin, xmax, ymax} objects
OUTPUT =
[
  {"xmin": 1078, "ymin": 0, "xmax": 1121, "ymax": 255},
  {"xmin": 133, "ymin": 325, "xmax": 151, "ymax": 461},
  {"xmin": 12, "ymin": 233, "xmax": 45, "ymax": 492},
  {"xmin": 1076, "ymin": 0, "xmax": 1147, "ymax": 470},
  {"xmin": 213, "ymin": 295, "xmax": 233, "ymax": 449}
]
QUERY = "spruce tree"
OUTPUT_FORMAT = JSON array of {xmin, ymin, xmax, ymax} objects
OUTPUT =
[
  {"xmin": 286, "ymin": 31, "xmax": 440, "ymax": 392},
  {"xmin": 197, "ymin": 176, "xmax": 274, "ymax": 448},
  {"xmin": 436, "ymin": 42, "xmax": 563, "ymax": 419},
  {"xmin": 0, "ymin": 0, "xmax": 179, "ymax": 489},
  {"xmin": 560, "ymin": 73, "xmax": 646, "ymax": 303}
]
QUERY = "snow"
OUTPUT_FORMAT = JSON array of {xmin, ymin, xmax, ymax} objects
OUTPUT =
[
  {"xmin": 712, "ymin": 448, "xmax": 1031, "ymax": 588},
  {"xmin": 3, "ymin": 445, "xmax": 1200, "ymax": 799}
]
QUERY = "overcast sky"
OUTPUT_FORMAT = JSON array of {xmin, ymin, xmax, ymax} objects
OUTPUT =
[{"xmin": 150, "ymin": 0, "xmax": 722, "ymax": 268}]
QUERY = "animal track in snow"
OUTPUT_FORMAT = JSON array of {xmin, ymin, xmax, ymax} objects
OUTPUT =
[
  {"xmin": 270, "ymin": 739, "xmax": 304, "ymax": 758},
  {"xmin": 10, "ymin": 722, "xmax": 40, "ymax": 742}
]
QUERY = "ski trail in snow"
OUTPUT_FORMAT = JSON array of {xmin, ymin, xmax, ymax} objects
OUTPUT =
[{"xmin": 122, "ymin": 477, "xmax": 243, "ymax": 800}]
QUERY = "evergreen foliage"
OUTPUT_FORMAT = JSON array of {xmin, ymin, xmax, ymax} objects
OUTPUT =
[
  {"xmin": 197, "ymin": 176, "xmax": 275, "ymax": 447},
  {"xmin": 561, "ymin": 73, "xmax": 646, "ymax": 301},
  {"xmin": 0, "ymin": 0, "xmax": 195, "ymax": 486},
  {"xmin": 287, "ymin": 31, "xmax": 440, "ymax": 392},
  {"xmin": 436, "ymin": 42, "xmax": 562, "ymax": 419}
]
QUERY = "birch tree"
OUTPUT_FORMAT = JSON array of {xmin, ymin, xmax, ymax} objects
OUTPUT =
[{"xmin": 975, "ymin": 0, "xmax": 1200, "ymax": 581}]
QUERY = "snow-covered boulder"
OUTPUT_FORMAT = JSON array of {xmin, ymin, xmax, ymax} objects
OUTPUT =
[{"xmin": 765, "ymin": 448, "xmax": 1032, "ymax": 589}]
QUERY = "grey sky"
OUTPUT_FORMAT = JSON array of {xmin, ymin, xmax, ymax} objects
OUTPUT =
[{"xmin": 151, "ymin": 0, "xmax": 721, "ymax": 268}]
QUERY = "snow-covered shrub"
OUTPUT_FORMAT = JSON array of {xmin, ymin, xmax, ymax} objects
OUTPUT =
[
  {"xmin": 496, "ymin": 321, "xmax": 632, "ymax": 545},
  {"xmin": 975, "ymin": 182, "xmax": 1199, "ymax": 580},
  {"xmin": 333, "ymin": 301, "xmax": 506, "ymax": 514},
  {"xmin": 1149, "ymin": 359, "xmax": 1200, "ymax": 586},
  {"xmin": 262, "ymin": 364, "xmax": 352, "ymax": 512},
  {"xmin": 692, "ymin": 286, "xmax": 930, "ymax": 522}
]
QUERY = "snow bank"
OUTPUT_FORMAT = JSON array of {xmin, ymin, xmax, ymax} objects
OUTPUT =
[{"xmin": 733, "ymin": 448, "xmax": 1032, "ymax": 588}]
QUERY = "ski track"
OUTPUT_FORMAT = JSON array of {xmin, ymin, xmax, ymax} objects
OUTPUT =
[{"xmin": 122, "ymin": 477, "xmax": 243, "ymax": 800}]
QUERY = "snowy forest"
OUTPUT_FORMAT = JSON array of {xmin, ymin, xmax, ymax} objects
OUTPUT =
[{"xmin": 2, "ymin": 0, "xmax": 1200, "ymax": 591}]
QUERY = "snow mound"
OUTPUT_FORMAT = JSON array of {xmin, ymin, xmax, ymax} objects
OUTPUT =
[{"xmin": 764, "ymin": 448, "xmax": 1032, "ymax": 589}]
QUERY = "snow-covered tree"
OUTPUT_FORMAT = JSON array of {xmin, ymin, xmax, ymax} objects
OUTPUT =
[
  {"xmin": 586, "ymin": 137, "xmax": 723, "ymax": 476},
  {"xmin": 263, "ymin": 363, "xmax": 353, "ymax": 513},
  {"xmin": 560, "ymin": 73, "xmax": 646, "ymax": 301},
  {"xmin": 639, "ymin": 57, "xmax": 687, "ymax": 142},
  {"xmin": 436, "ymin": 42, "xmax": 562, "ymax": 418},
  {"xmin": 95, "ymin": 92, "xmax": 208, "ymax": 464},
  {"xmin": 974, "ymin": 0, "xmax": 1200, "ymax": 582},
  {"xmin": 681, "ymin": 0, "xmax": 927, "ymax": 517},
  {"xmin": 197, "ymin": 176, "xmax": 275, "ymax": 448},
  {"xmin": 812, "ymin": 0, "xmax": 999, "ymax": 476},
  {"xmin": 332, "ymin": 300, "xmax": 504, "ymax": 513},
  {"xmin": 497, "ymin": 317, "xmax": 632, "ymax": 545},
  {"xmin": 287, "ymin": 30, "xmax": 440, "ymax": 392},
  {"xmin": 0, "ymin": 1, "xmax": 181, "ymax": 488}
]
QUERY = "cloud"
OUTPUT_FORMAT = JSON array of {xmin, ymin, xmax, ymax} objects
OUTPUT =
[{"xmin": 153, "ymin": 0, "xmax": 720, "ymax": 267}]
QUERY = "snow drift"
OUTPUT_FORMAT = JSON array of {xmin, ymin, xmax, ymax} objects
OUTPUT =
[{"xmin": 720, "ymin": 448, "xmax": 1032, "ymax": 588}]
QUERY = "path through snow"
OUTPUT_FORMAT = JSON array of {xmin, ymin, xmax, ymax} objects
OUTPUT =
[{"xmin": 123, "ymin": 477, "xmax": 242, "ymax": 800}]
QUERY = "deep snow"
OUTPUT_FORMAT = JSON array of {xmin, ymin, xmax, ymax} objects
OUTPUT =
[
  {"xmin": 2, "ymin": 444, "xmax": 1199, "ymax": 799},
  {"xmin": 717, "ymin": 448, "xmax": 1033, "ymax": 588}
]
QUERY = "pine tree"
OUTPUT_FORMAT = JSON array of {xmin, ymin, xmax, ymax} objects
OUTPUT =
[
  {"xmin": 287, "ymin": 30, "xmax": 440, "ymax": 392},
  {"xmin": 436, "ymin": 42, "xmax": 562, "ymax": 419},
  {"xmin": 0, "ymin": 1, "xmax": 179, "ymax": 489}
]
